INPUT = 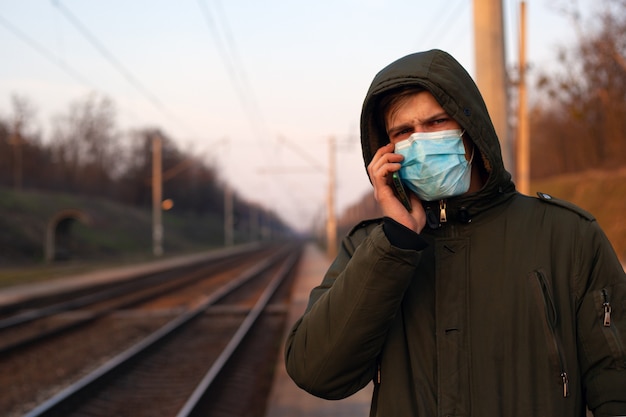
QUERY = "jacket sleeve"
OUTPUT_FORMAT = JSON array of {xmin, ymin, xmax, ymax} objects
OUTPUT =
[
  {"xmin": 284, "ymin": 222, "xmax": 425, "ymax": 400},
  {"xmin": 575, "ymin": 220, "xmax": 626, "ymax": 416}
]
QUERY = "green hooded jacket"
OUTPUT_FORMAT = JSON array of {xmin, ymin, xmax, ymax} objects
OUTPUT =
[{"xmin": 285, "ymin": 49, "xmax": 626, "ymax": 417}]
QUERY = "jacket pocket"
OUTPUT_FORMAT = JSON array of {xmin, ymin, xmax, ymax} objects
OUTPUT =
[
  {"xmin": 596, "ymin": 287, "xmax": 626, "ymax": 367},
  {"xmin": 529, "ymin": 269, "xmax": 570, "ymax": 397}
]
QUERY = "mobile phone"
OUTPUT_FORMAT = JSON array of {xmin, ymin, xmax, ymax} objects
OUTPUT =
[{"xmin": 391, "ymin": 172, "xmax": 412, "ymax": 212}]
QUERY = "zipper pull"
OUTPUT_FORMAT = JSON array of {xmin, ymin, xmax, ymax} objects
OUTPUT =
[
  {"xmin": 376, "ymin": 363, "xmax": 381, "ymax": 384},
  {"xmin": 561, "ymin": 372, "xmax": 570, "ymax": 397},
  {"xmin": 602, "ymin": 289, "xmax": 611, "ymax": 327},
  {"xmin": 439, "ymin": 200, "xmax": 447, "ymax": 223}
]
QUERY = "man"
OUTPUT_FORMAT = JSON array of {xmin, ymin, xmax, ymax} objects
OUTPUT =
[{"xmin": 285, "ymin": 49, "xmax": 626, "ymax": 416}]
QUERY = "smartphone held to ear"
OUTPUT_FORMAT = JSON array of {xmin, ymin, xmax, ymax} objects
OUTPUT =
[{"xmin": 392, "ymin": 172, "xmax": 412, "ymax": 212}]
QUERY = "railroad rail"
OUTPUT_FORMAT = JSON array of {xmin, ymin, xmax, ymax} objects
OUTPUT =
[
  {"xmin": 0, "ymin": 243, "xmax": 275, "ymax": 354},
  {"xmin": 0, "ymin": 243, "xmax": 266, "ymax": 321},
  {"xmin": 0, "ymin": 242, "xmax": 303, "ymax": 417}
]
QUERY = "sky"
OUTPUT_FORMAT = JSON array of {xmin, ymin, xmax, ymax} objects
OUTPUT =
[{"xmin": 0, "ymin": 0, "xmax": 597, "ymax": 232}]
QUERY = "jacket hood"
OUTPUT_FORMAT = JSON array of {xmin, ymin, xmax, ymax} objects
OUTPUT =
[{"xmin": 360, "ymin": 49, "xmax": 515, "ymax": 216}]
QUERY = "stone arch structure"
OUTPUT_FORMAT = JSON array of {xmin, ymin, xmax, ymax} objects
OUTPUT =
[{"xmin": 45, "ymin": 209, "xmax": 91, "ymax": 262}]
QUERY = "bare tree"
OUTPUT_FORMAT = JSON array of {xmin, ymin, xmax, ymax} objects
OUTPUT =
[
  {"xmin": 531, "ymin": 1, "xmax": 626, "ymax": 178},
  {"xmin": 49, "ymin": 93, "xmax": 121, "ymax": 194},
  {"xmin": 0, "ymin": 95, "xmax": 46, "ymax": 190}
]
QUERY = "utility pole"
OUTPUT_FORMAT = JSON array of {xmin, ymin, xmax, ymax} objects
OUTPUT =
[
  {"xmin": 259, "ymin": 135, "xmax": 335, "ymax": 255},
  {"xmin": 249, "ymin": 206, "xmax": 256, "ymax": 242},
  {"xmin": 516, "ymin": 0, "xmax": 530, "ymax": 195},
  {"xmin": 224, "ymin": 183, "xmax": 234, "ymax": 246},
  {"xmin": 473, "ymin": 0, "xmax": 511, "ymax": 170},
  {"xmin": 152, "ymin": 134, "xmax": 163, "ymax": 256},
  {"xmin": 326, "ymin": 137, "xmax": 337, "ymax": 260},
  {"xmin": 205, "ymin": 137, "xmax": 234, "ymax": 246},
  {"xmin": 9, "ymin": 121, "xmax": 23, "ymax": 191}
]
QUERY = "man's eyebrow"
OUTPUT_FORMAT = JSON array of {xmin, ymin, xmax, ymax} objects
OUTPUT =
[
  {"xmin": 387, "ymin": 122, "xmax": 413, "ymax": 136},
  {"xmin": 386, "ymin": 111, "xmax": 451, "ymax": 136},
  {"xmin": 422, "ymin": 111, "xmax": 450, "ymax": 123}
]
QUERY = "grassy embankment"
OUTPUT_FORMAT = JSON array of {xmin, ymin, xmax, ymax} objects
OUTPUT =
[{"xmin": 0, "ymin": 187, "xmax": 227, "ymax": 287}]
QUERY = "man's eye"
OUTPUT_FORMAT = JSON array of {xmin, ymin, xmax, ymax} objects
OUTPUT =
[
  {"xmin": 393, "ymin": 131, "xmax": 412, "ymax": 141},
  {"xmin": 389, "ymin": 130, "xmax": 413, "ymax": 143},
  {"xmin": 432, "ymin": 118, "xmax": 448, "ymax": 125}
]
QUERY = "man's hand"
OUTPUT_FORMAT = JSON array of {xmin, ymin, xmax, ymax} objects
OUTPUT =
[{"xmin": 367, "ymin": 143, "xmax": 426, "ymax": 234}]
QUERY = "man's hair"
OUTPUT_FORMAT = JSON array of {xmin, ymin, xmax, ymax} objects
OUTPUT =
[{"xmin": 375, "ymin": 86, "xmax": 425, "ymax": 142}]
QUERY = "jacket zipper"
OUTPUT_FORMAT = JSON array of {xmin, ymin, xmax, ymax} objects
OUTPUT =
[
  {"xmin": 532, "ymin": 270, "xmax": 570, "ymax": 397},
  {"xmin": 600, "ymin": 288, "xmax": 626, "ymax": 364},
  {"xmin": 601, "ymin": 289, "xmax": 612, "ymax": 327},
  {"xmin": 439, "ymin": 200, "xmax": 447, "ymax": 223}
]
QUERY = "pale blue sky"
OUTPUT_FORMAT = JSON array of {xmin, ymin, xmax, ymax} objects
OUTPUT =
[{"xmin": 0, "ymin": 0, "xmax": 596, "ymax": 231}]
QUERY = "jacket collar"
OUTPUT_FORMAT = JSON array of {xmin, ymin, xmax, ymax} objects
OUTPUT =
[{"xmin": 421, "ymin": 184, "xmax": 517, "ymax": 229}]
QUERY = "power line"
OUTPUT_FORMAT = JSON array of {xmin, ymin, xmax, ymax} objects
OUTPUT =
[
  {"xmin": 437, "ymin": 1, "xmax": 471, "ymax": 48},
  {"xmin": 196, "ymin": 0, "xmax": 299, "ymax": 220},
  {"xmin": 0, "ymin": 13, "xmax": 93, "ymax": 87},
  {"xmin": 196, "ymin": 0, "xmax": 246, "ymax": 112},
  {"xmin": 276, "ymin": 135, "xmax": 325, "ymax": 172},
  {"xmin": 51, "ymin": 0, "xmax": 195, "ymax": 138},
  {"xmin": 415, "ymin": 0, "xmax": 468, "ymax": 49},
  {"xmin": 196, "ymin": 0, "xmax": 272, "ymax": 147}
]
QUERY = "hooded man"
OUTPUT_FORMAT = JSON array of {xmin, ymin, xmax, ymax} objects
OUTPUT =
[{"xmin": 285, "ymin": 49, "xmax": 626, "ymax": 416}]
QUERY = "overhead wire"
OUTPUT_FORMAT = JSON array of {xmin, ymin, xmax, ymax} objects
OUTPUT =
[
  {"xmin": 51, "ymin": 0, "xmax": 196, "ymax": 138},
  {"xmin": 1, "ymin": 2, "xmax": 301, "ymax": 229},
  {"xmin": 196, "ymin": 0, "xmax": 272, "ymax": 149},
  {"xmin": 0, "ymin": 13, "xmax": 93, "ymax": 88},
  {"xmin": 196, "ymin": 0, "xmax": 312, "ymax": 225},
  {"xmin": 199, "ymin": 1, "xmax": 325, "ymax": 172},
  {"xmin": 436, "ymin": 0, "xmax": 471, "ymax": 49},
  {"xmin": 213, "ymin": 0, "xmax": 269, "ymax": 137},
  {"xmin": 415, "ymin": 0, "xmax": 467, "ymax": 49}
]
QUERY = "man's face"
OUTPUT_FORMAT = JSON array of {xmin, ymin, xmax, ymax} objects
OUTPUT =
[{"xmin": 384, "ymin": 90, "xmax": 473, "ymax": 161}]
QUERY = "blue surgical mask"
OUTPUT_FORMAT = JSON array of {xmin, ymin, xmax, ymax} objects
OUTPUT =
[{"xmin": 394, "ymin": 129, "xmax": 473, "ymax": 201}]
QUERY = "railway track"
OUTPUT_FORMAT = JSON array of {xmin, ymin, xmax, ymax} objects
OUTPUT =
[{"xmin": 0, "ymin": 243, "xmax": 302, "ymax": 417}]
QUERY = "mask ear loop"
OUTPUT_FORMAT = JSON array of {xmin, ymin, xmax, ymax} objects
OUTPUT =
[{"xmin": 460, "ymin": 130, "xmax": 475, "ymax": 164}]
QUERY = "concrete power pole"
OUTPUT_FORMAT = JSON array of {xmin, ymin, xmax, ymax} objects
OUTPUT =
[
  {"xmin": 473, "ymin": 0, "xmax": 512, "ymax": 170},
  {"xmin": 9, "ymin": 121, "xmax": 23, "ymax": 191},
  {"xmin": 152, "ymin": 134, "xmax": 163, "ymax": 256},
  {"xmin": 516, "ymin": 0, "xmax": 530, "ymax": 195},
  {"xmin": 326, "ymin": 137, "xmax": 337, "ymax": 260},
  {"xmin": 224, "ymin": 183, "xmax": 234, "ymax": 246}
]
